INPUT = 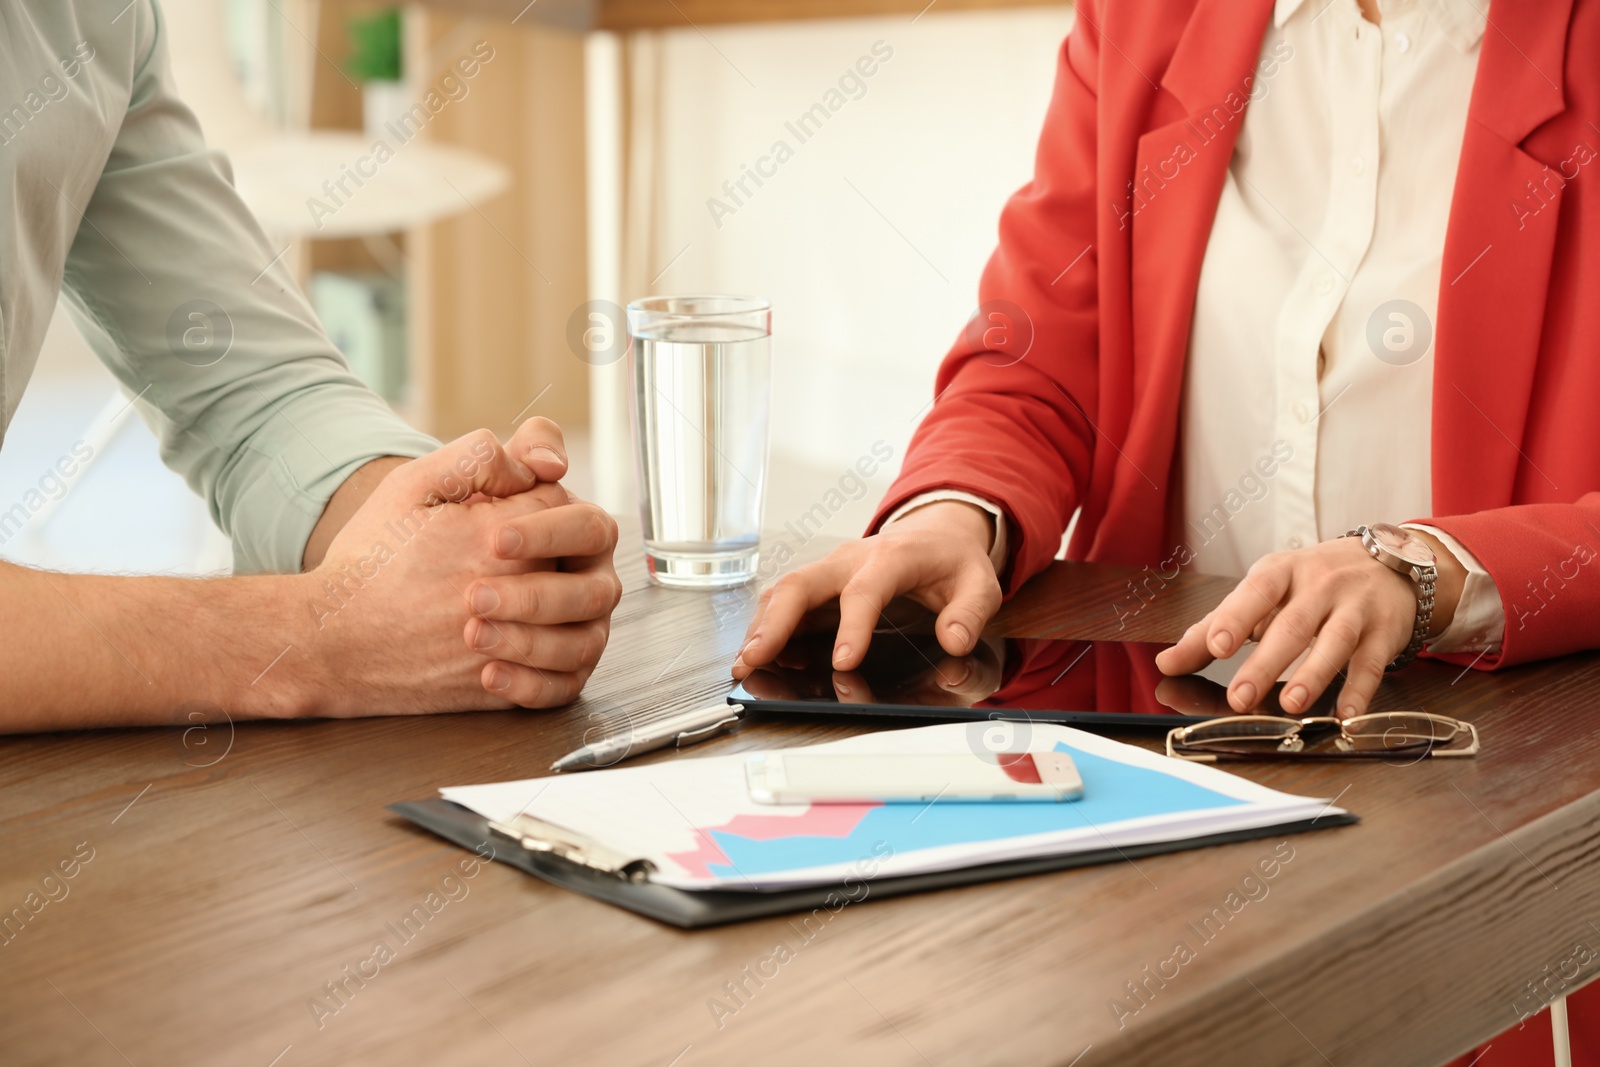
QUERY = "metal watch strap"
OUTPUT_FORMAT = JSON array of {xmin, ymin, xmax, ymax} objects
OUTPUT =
[
  {"xmin": 1393, "ymin": 565, "xmax": 1435, "ymax": 671},
  {"xmin": 1344, "ymin": 526, "xmax": 1435, "ymax": 671}
]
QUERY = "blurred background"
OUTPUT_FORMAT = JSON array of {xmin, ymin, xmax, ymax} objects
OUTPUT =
[{"xmin": 0, "ymin": 0, "xmax": 1072, "ymax": 577}]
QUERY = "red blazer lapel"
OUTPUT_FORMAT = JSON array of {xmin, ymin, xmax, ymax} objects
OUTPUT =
[
  {"xmin": 1092, "ymin": 0, "xmax": 1274, "ymax": 558},
  {"xmin": 1127, "ymin": 0, "xmax": 1275, "ymax": 395},
  {"xmin": 1432, "ymin": 0, "xmax": 1576, "ymax": 514}
]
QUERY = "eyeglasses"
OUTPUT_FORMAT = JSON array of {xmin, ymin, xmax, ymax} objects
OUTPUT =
[{"xmin": 1165, "ymin": 712, "xmax": 1478, "ymax": 763}]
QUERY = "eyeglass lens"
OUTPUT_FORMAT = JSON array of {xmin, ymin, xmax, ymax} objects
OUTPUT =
[{"xmin": 1179, "ymin": 713, "xmax": 1461, "ymax": 755}]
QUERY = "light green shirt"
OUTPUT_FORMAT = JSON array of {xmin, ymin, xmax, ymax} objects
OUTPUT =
[{"xmin": 0, "ymin": 0, "xmax": 438, "ymax": 573}]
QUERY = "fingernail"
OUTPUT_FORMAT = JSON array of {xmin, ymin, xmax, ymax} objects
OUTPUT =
[
  {"xmin": 731, "ymin": 656, "xmax": 746, "ymax": 678},
  {"xmin": 741, "ymin": 635, "xmax": 761, "ymax": 656},
  {"xmin": 835, "ymin": 680, "xmax": 852, "ymax": 696},
  {"xmin": 495, "ymin": 526, "xmax": 523, "ymax": 557},
  {"xmin": 948, "ymin": 623, "xmax": 971, "ymax": 651},
  {"xmin": 486, "ymin": 665, "xmax": 511, "ymax": 692},
  {"xmin": 527, "ymin": 445, "xmax": 565, "ymax": 467},
  {"xmin": 472, "ymin": 623, "xmax": 500, "ymax": 651},
  {"xmin": 1212, "ymin": 630, "xmax": 1234, "ymax": 656},
  {"xmin": 1284, "ymin": 684, "xmax": 1307, "ymax": 711},
  {"xmin": 470, "ymin": 585, "xmax": 499, "ymax": 616},
  {"xmin": 1233, "ymin": 681, "xmax": 1257, "ymax": 710},
  {"xmin": 833, "ymin": 644, "xmax": 852, "ymax": 668},
  {"xmin": 941, "ymin": 662, "xmax": 971, "ymax": 687}
]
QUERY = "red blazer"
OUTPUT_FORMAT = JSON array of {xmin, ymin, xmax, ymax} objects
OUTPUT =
[{"xmin": 871, "ymin": 0, "xmax": 1600, "ymax": 671}]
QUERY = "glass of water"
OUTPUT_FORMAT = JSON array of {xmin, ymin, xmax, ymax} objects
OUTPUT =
[{"xmin": 626, "ymin": 295, "xmax": 771, "ymax": 588}]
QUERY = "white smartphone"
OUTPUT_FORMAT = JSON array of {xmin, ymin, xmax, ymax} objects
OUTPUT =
[{"xmin": 744, "ymin": 751, "xmax": 1085, "ymax": 805}]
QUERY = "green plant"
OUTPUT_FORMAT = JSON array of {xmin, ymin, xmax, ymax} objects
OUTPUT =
[{"xmin": 345, "ymin": 8, "xmax": 402, "ymax": 83}]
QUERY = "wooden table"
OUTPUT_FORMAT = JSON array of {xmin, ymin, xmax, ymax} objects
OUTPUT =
[{"xmin": 4, "ymin": 531, "xmax": 1599, "ymax": 1066}]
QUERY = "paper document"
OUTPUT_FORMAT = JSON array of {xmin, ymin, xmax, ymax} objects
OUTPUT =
[{"xmin": 440, "ymin": 723, "xmax": 1345, "ymax": 891}]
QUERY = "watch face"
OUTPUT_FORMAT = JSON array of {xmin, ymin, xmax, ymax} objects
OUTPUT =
[{"xmin": 1369, "ymin": 522, "xmax": 1436, "ymax": 568}]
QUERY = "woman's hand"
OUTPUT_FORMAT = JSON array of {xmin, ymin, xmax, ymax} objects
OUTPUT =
[
  {"xmin": 1155, "ymin": 531, "xmax": 1465, "ymax": 718},
  {"xmin": 736, "ymin": 639, "xmax": 1002, "ymax": 708},
  {"xmin": 731, "ymin": 500, "xmax": 1003, "ymax": 680}
]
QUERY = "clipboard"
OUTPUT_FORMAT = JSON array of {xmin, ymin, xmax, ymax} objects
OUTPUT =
[{"xmin": 389, "ymin": 797, "xmax": 1358, "ymax": 929}]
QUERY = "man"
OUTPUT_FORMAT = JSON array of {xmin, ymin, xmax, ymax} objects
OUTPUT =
[
  {"xmin": 736, "ymin": 0, "xmax": 1598, "ymax": 1060},
  {"xmin": 0, "ymin": 1, "xmax": 619, "ymax": 731}
]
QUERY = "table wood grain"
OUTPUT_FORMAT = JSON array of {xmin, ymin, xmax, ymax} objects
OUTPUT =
[{"xmin": 3, "ymin": 528, "xmax": 1599, "ymax": 1066}]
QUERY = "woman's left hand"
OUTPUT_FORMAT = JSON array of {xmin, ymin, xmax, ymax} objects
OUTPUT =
[{"xmin": 1155, "ymin": 532, "xmax": 1463, "ymax": 718}]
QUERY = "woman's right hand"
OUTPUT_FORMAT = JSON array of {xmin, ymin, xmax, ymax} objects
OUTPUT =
[{"xmin": 731, "ymin": 500, "xmax": 1004, "ymax": 679}]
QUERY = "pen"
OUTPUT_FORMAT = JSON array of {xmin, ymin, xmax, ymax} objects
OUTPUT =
[{"xmin": 551, "ymin": 702, "xmax": 745, "ymax": 772}]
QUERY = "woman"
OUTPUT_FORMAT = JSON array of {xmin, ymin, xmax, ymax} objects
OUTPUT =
[{"xmin": 735, "ymin": 0, "xmax": 1600, "ymax": 1061}]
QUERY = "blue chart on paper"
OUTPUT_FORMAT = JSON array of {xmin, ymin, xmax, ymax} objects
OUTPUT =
[{"xmin": 696, "ymin": 743, "xmax": 1250, "ymax": 879}]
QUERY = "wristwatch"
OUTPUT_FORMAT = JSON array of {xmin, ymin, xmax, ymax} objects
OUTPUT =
[{"xmin": 1343, "ymin": 523, "xmax": 1437, "ymax": 671}]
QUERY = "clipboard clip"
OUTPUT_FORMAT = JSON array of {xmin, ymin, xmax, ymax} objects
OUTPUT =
[{"xmin": 488, "ymin": 813, "xmax": 658, "ymax": 883}]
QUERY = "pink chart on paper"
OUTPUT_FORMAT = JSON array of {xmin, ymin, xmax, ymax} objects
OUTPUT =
[{"xmin": 666, "ymin": 804, "xmax": 880, "ymax": 879}]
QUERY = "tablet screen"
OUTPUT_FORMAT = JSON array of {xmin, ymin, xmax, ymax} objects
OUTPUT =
[{"xmin": 728, "ymin": 631, "xmax": 1327, "ymax": 729}]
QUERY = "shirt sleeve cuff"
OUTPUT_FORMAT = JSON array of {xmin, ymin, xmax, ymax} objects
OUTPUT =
[
  {"xmin": 1402, "ymin": 523, "xmax": 1505, "ymax": 654},
  {"xmin": 883, "ymin": 490, "xmax": 1008, "ymax": 574},
  {"xmin": 224, "ymin": 406, "xmax": 438, "ymax": 575}
]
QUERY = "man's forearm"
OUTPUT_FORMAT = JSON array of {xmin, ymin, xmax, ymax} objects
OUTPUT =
[
  {"xmin": 303, "ymin": 456, "xmax": 410, "ymax": 571},
  {"xmin": 4, "ymin": 456, "xmax": 411, "ymax": 732},
  {"xmin": 1, "ymin": 560, "xmax": 323, "ymax": 732},
  {"xmin": 1, "ymin": 422, "xmax": 600, "ymax": 732}
]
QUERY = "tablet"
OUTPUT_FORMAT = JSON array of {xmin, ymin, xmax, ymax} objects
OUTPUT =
[{"xmin": 728, "ymin": 631, "xmax": 1328, "ymax": 729}]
